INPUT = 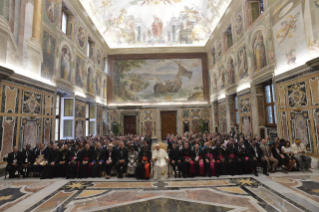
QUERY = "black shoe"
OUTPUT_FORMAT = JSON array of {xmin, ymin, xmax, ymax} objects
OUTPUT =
[
  {"xmin": 263, "ymin": 172, "xmax": 269, "ymax": 176},
  {"xmin": 254, "ymin": 172, "xmax": 258, "ymax": 177}
]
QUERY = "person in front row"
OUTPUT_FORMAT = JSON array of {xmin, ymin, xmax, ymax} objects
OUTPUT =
[
  {"xmin": 169, "ymin": 143, "xmax": 182, "ymax": 178},
  {"xmin": 105, "ymin": 144, "xmax": 117, "ymax": 179},
  {"xmin": 79, "ymin": 144, "xmax": 93, "ymax": 178},
  {"xmin": 41, "ymin": 144, "xmax": 59, "ymax": 179},
  {"xmin": 56, "ymin": 144, "xmax": 70, "ymax": 178},
  {"xmin": 203, "ymin": 142, "xmax": 218, "ymax": 177},
  {"xmin": 127, "ymin": 145, "xmax": 138, "ymax": 176},
  {"xmin": 136, "ymin": 144, "xmax": 151, "ymax": 180},
  {"xmin": 260, "ymin": 139, "xmax": 278, "ymax": 173},
  {"xmin": 214, "ymin": 141, "xmax": 227, "ymax": 175},
  {"xmin": 237, "ymin": 140, "xmax": 252, "ymax": 174},
  {"xmin": 249, "ymin": 140, "xmax": 268, "ymax": 176},
  {"xmin": 192, "ymin": 144, "xmax": 205, "ymax": 177},
  {"xmin": 182, "ymin": 143, "xmax": 193, "ymax": 178},
  {"xmin": 6, "ymin": 146, "xmax": 21, "ymax": 179},
  {"xmin": 225, "ymin": 142, "xmax": 238, "ymax": 176},
  {"xmin": 152, "ymin": 144, "xmax": 169, "ymax": 180},
  {"xmin": 19, "ymin": 144, "xmax": 34, "ymax": 178},
  {"xmin": 116, "ymin": 141, "xmax": 128, "ymax": 178},
  {"xmin": 66, "ymin": 145, "xmax": 80, "ymax": 179},
  {"xmin": 91, "ymin": 143, "xmax": 105, "ymax": 178},
  {"xmin": 33, "ymin": 143, "xmax": 49, "ymax": 176},
  {"xmin": 292, "ymin": 139, "xmax": 312, "ymax": 172}
]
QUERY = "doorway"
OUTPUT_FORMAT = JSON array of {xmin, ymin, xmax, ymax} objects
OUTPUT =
[
  {"xmin": 124, "ymin": 116, "xmax": 136, "ymax": 135},
  {"xmin": 161, "ymin": 111, "xmax": 177, "ymax": 139}
]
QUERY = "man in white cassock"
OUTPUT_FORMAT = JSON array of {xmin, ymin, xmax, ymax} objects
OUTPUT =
[{"xmin": 152, "ymin": 144, "xmax": 169, "ymax": 180}]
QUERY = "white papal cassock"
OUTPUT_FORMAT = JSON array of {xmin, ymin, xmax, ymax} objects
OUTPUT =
[{"xmin": 152, "ymin": 148, "xmax": 168, "ymax": 180}]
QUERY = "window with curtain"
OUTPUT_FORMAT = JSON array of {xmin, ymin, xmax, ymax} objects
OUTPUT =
[
  {"xmin": 62, "ymin": 97, "xmax": 74, "ymax": 139},
  {"xmin": 64, "ymin": 99, "xmax": 74, "ymax": 117},
  {"xmin": 264, "ymin": 83, "xmax": 277, "ymax": 125}
]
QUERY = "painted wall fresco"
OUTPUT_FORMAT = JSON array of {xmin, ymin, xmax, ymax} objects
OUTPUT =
[
  {"xmin": 79, "ymin": 0, "xmax": 232, "ymax": 48},
  {"xmin": 41, "ymin": 31, "xmax": 56, "ymax": 80},
  {"xmin": 113, "ymin": 59, "xmax": 204, "ymax": 103},
  {"xmin": 218, "ymin": 103, "xmax": 227, "ymax": 133},
  {"xmin": 276, "ymin": 72, "xmax": 319, "ymax": 155},
  {"xmin": 238, "ymin": 94, "xmax": 252, "ymax": 136},
  {"xmin": 0, "ymin": 81, "xmax": 55, "ymax": 162},
  {"xmin": 76, "ymin": 56, "xmax": 85, "ymax": 88}
]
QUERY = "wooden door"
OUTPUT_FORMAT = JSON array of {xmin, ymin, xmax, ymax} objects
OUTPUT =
[
  {"xmin": 124, "ymin": 116, "xmax": 136, "ymax": 135},
  {"xmin": 161, "ymin": 111, "xmax": 177, "ymax": 139}
]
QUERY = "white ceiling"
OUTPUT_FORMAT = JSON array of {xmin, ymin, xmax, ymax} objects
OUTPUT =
[{"xmin": 79, "ymin": 0, "xmax": 231, "ymax": 49}]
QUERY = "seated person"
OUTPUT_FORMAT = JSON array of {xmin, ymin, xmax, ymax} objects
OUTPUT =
[
  {"xmin": 116, "ymin": 142, "xmax": 128, "ymax": 178},
  {"xmin": 56, "ymin": 144, "xmax": 70, "ymax": 178},
  {"xmin": 136, "ymin": 144, "xmax": 151, "ymax": 180},
  {"xmin": 271, "ymin": 142, "xmax": 288, "ymax": 173},
  {"xmin": 203, "ymin": 142, "xmax": 218, "ymax": 177},
  {"xmin": 6, "ymin": 146, "xmax": 21, "ymax": 179},
  {"xmin": 127, "ymin": 145, "xmax": 138, "ymax": 176},
  {"xmin": 249, "ymin": 140, "xmax": 268, "ymax": 176},
  {"xmin": 169, "ymin": 143, "xmax": 182, "ymax": 178},
  {"xmin": 66, "ymin": 145, "xmax": 80, "ymax": 179},
  {"xmin": 237, "ymin": 140, "xmax": 252, "ymax": 174},
  {"xmin": 19, "ymin": 144, "xmax": 34, "ymax": 178},
  {"xmin": 281, "ymin": 141, "xmax": 296, "ymax": 172},
  {"xmin": 260, "ymin": 139, "xmax": 278, "ymax": 173},
  {"xmin": 214, "ymin": 141, "xmax": 228, "ymax": 175},
  {"xmin": 41, "ymin": 144, "xmax": 59, "ymax": 179},
  {"xmin": 225, "ymin": 142, "xmax": 238, "ymax": 176},
  {"xmin": 181, "ymin": 143, "xmax": 193, "ymax": 178},
  {"xmin": 91, "ymin": 143, "xmax": 105, "ymax": 178},
  {"xmin": 33, "ymin": 143, "xmax": 49, "ymax": 176},
  {"xmin": 152, "ymin": 144, "xmax": 169, "ymax": 180},
  {"xmin": 79, "ymin": 144, "xmax": 93, "ymax": 178},
  {"xmin": 192, "ymin": 144, "xmax": 205, "ymax": 176},
  {"xmin": 105, "ymin": 144, "xmax": 117, "ymax": 179},
  {"xmin": 291, "ymin": 139, "xmax": 312, "ymax": 172}
]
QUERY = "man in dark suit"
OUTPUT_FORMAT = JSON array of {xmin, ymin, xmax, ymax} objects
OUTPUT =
[
  {"xmin": 169, "ymin": 143, "xmax": 182, "ymax": 178},
  {"xmin": 249, "ymin": 140, "xmax": 268, "ymax": 176},
  {"xmin": 19, "ymin": 144, "xmax": 34, "ymax": 178},
  {"xmin": 105, "ymin": 144, "xmax": 117, "ymax": 179},
  {"xmin": 146, "ymin": 134, "xmax": 153, "ymax": 150},
  {"xmin": 6, "ymin": 146, "xmax": 21, "ymax": 178}
]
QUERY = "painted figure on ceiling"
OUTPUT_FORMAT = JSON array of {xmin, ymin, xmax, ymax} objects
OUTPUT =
[
  {"xmin": 152, "ymin": 16, "xmax": 163, "ymax": 38},
  {"xmin": 276, "ymin": 13, "xmax": 300, "ymax": 46}
]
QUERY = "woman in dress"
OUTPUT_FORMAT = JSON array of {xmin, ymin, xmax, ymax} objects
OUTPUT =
[
  {"xmin": 271, "ymin": 142, "xmax": 288, "ymax": 173},
  {"xmin": 126, "ymin": 145, "xmax": 138, "ymax": 176},
  {"xmin": 281, "ymin": 141, "xmax": 296, "ymax": 172}
]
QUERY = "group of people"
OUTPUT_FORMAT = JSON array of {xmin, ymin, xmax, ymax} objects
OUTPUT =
[{"xmin": 5, "ymin": 131, "xmax": 312, "ymax": 180}]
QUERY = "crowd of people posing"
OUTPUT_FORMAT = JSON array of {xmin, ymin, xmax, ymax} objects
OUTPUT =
[{"xmin": 5, "ymin": 132, "xmax": 312, "ymax": 180}]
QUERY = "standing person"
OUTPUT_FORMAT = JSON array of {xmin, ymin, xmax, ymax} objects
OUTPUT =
[
  {"xmin": 127, "ymin": 145, "xmax": 138, "ymax": 176},
  {"xmin": 41, "ymin": 144, "xmax": 59, "ymax": 179},
  {"xmin": 292, "ymin": 139, "xmax": 312, "ymax": 172},
  {"xmin": 56, "ymin": 144, "xmax": 70, "ymax": 177},
  {"xmin": 6, "ymin": 146, "xmax": 21, "ymax": 179},
  {"xmin": 19, "ymin": 144, "xmax": 34, "ymax": 178},
  {"xmin": 66, "ymin": 145, "xmax": 80, "ymax": 179},
  {"xmin": 79, "ymin": 144, "xmax": 93, "ymax": 178},
  {"xmin": 91, "ymin": 143, "xmax": 105, "ymax": 178},
  {"xmin": 105, "ymin": 144, "xmax": 117, "ymax": 179},
  {"xmin": 169, "ymin": 143, "xmax": 182, "ymax": 178},
  {"xmin": 116, "ymin": 142, "xmax": 128, "ymax": 178}
]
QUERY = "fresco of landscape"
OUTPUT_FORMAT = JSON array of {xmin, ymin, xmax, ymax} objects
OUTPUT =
[{"xmin": 113, "ymin": 59, "xmax": 204, "ymax": 103}]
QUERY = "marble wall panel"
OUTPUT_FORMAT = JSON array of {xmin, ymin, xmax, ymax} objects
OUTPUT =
[
  {"xmin": 241, "ymin": 116, "xmax": 252, "ymax": 136},
  {"xmin": 288, "ymin": 81, "xmax": 308, "ymax": 108},
  {"xmin": 21, "ymin": 90, "xmax": 42, "ymax": 115},
  {"xmin": 257, "ymin": 96, "xmax": 265, "ymax": 125},
  {"xmin": 240, "ymin": 98, "xmax": 250, "ymax": 114},
  {"xmin": 19, "ymin": 118, "xmax": 41, "ymax": 149},
  {"xmin": 1, "ymin": 85, "xmax": 19, "ymax": 114},
  {"xmin": 309, "ymin": 77, "xmax": 319, "ymax": 106},
  {"xmin": 278, "ymin": 86, "xmax": 286, "ymax": 109},
  {"xmin": 140, "ymin": 109, "xmax": 157, "ymax": 137},
  {"xmin": 43, "ymin": 118, "xmax": 51, "ymax": 146},
  {"xmin": 0, "ymin": 116, "xmax": 17, "ymax": 161},
  {"xmin": 44, "ymin": 95, "xmax": 54, "ymax": 116},
  {"xmin": 281, "ymin": 112, "xmax": 289, "ymax": 141},
  {"xmin": 313, "ymin": 109, "xmax": 319, "ymax": 154},
  {"xmin": 75, "ymin": 120, "xmax": 84, "ymax": 138}
]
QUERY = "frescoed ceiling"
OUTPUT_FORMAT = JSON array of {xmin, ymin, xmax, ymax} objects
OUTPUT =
[{"xmin": 79, "ymin": 0, "xmax": 231, "ymax": 49}]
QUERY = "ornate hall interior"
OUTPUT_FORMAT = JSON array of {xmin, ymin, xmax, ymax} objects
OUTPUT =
[{"xmin": 1, "ymin": 0, "xmax": 319, "ymax": 211}]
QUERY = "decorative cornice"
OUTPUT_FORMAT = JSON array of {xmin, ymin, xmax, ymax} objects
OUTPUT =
[
  {"xmin": 306, "ymin": 57, "xmax": 319, "ymax": 69},
  {"xmin": 0, "ymin": 66, "xmax": 14, "ymax": 79},
  {"xmin": 237, "ymin": 88, "xmax": 251, "ymax": 97},
  {"xmin": 273, "ymin": 64, "xmax": 311, "ymax": 83}
]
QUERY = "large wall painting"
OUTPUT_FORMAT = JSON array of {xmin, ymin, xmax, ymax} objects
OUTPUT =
[
  {"xmin": 251, "ymin": 30, "xmax": 267, "ymax": 73},
  {"xmin": 41, "ymin": 31, "xmax": 56, "ymax": 80},
  {"xmin": 113, "ymin": 58, "xmax": 204, "ymax": 103},
  {"xmin": 61, "ymin": 45, "xmax": 72, "ymax": 82},
  {"xmin": 76, "ymin": 56, "xmax": 85, "ymax": 88}
]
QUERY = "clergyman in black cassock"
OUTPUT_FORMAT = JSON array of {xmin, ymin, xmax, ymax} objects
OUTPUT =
[
  {"xmin": 225, "ymin": 142, "xmax": 238, "ymax": 176},
  {"xmin": 116, "ymin": 142, "xmax": 128, "ymax": 178},
  {"xmin": 214, "ymin": 142, "xmax": 228, "ymax": 176},
  {"xmin": 105, "ymin": 144, "xmax": 117, "ymax": 179},
  {"xmin": 91, "ymin": 143, "xmax": 105, "ymax": 178},
  {"xmin": 56, "ymin": 144, "xmax": 70, "ymax": 177},
  {"xmin": 181, "ymin": 143, "xmax": 192, "ymax": 178},
  {"xmin": 66, "ymin": 145, "xmax": 80, "ymax": 179},
  {"xmin": 41, "ymin": 144, "xmax": 59, "ymax": 179},
  {"xmin": 192, "ymin": 144, "xmax": 205, "ymax": 177},
  {"xmin": 6, "ymin": 146, "xmax": 21, "ymax": 178},
  {"xmin": 79, "ymin": 144, "xmax": 93, "ymax": 178},
  {"xmin": 19, "ymin": 144, "xmax": 34, "ymax": 178},
  {"xmin": 168, "ymin": 143, "xmax": 182, "ymax": 178},
  {"xmin": 136, "ymin": 144, "xmax": 152, "ymax": 180},
  {"xmin": 237, "ymin": 140, "xmax": 252, "ymax": 174}
]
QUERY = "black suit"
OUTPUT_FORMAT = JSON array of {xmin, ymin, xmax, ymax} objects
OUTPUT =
[
  {"xmin": 56, "ymin": 150, "xmax": 71, "ymax": 177},
  {"xmin": 66, "ymin": 150, "xmax": 80, "ymax": 178},
  {"xmin": 91, "ymin": 148, "xmax": 105, "ymax": 178},
  {"xmin": 169, "ymin": 148, "xmax": 182, "ymax": 177},
  {"xmin": 116, "ymin": 147, "xmax": 128, "ymax": 176},
  {"xmin": 213, "ymin": 147, "xmax": 228, "ymax": 175},
  {"xmin": 6, "ymin": 152, "xmax": 21, "ymax": 178},
  {"xmin": 181, "ymin": 148, "xmax": 192, "ymax": 177},
  {"xmin": 79, "ymin": 149, "xmax": 93, "ymax": 178},
  {"xmin": 41, "ymin": 149, "xmax": 59, "ymax": 179},
  {"xmin": 19, "ymin": 149, "xmax": 34, "ymax": 177},
  {"xmin": 249, "ymin": 145, "xmax": 267, "ymax": 173},
  {"xmin": 192, "ymin": 149, "xmax": 204, "ymax": 176},
  {"xmin": 225, "ymin": 147, "xmax": 238, "ymax": 175}
]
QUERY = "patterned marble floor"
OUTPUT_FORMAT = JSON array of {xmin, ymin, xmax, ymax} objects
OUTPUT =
[{"xmin": 1, "ymin": 171, "xmax": 319, "ymax": 212}]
